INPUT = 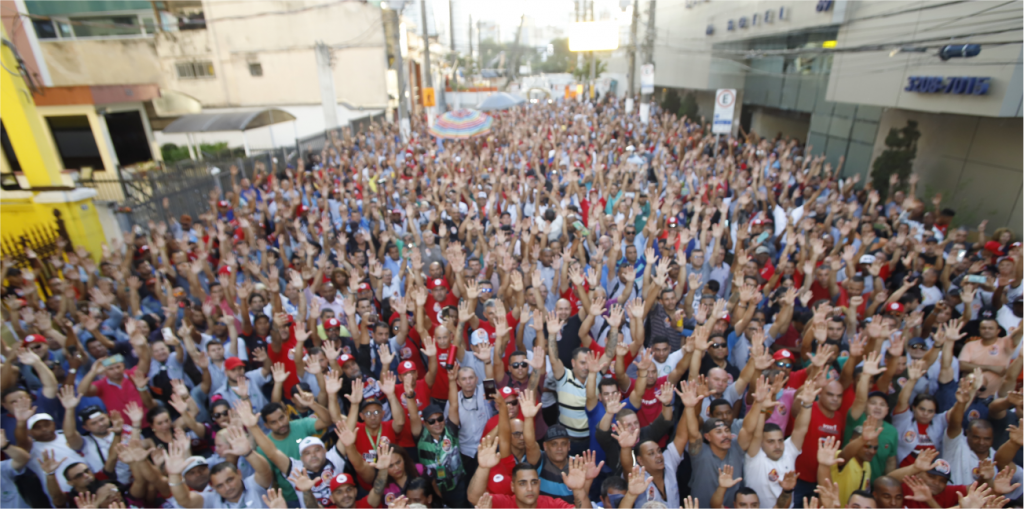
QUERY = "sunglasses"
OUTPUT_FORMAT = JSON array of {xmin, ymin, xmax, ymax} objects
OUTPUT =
[
  {"xmin": 510, "ymin": 362, "xmax": 529, "ymax": 369},
  {"xmin": 211, "ymin": 411, "xmax": 229, "ymax": 419},
  {"xmin": 909, "ymin": 344, "xmax": 927, "ymax": 350},
  {"xmin": 507, "ymin": 400, "xmax": 519, "ymax": 406},
  {"xmin": 480, "ymin": 288, "xmax": 493, "ymax": 293},
  {"xmin": 625, "ymin": 231, "xmax": 637, "ymax": 235},
  {"xmin": 362, "ymin": 410, "xmax": 382, "ymax": 417},
  {"xmin": 425, "ymin": 417, "xmax": 444, "ymax": 425},
  {"xmin": 774, "ymin": 361, "xmax": 792, "ymax": 369},
  {"xmin": 710, "ymin": 343, "xmax": 727, "ymax": 349}
]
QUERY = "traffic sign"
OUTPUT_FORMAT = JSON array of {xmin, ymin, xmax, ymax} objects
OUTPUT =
[
  {"xmin": 712, "ymin": 88, "xmax": 736, "ymax": 134},
  {"xmin": 640, "ymin": 64, "xmax": 654, "ymax": 94}
]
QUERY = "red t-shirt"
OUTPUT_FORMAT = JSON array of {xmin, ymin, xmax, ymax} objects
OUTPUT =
[
  {"xmin": 395, "ymin": 337, "xmax": 427, "ymax": 380},
  {"xmin": 488, "ymin": 494, "xmax": 574, "ymax": 508},
  {"xmin": 425, "ymin": 293, "xmax": 459, "ymax": 326},
  {"xmin": 354, "ymin": 421, "xmax": 398, "ymax": 459},
  {"xmin": 836, "ymin": 288, "xmax": 870, "ymax": 320},
  {"xmin": 394, "ymin": 379, "xmax": 432, "ymax": 448},
  {"xmin": 430, "ymin": 348, "xmax": 456, "ymax": 400},
  {"xmin": 902, "ymin": 483, "xmax": 966, "ymax": 508},
  {"xmin": 266, "ymin": 321, "xmax": 299, "ymax": 396},
  {"xmin": 486, "ymin": 455, "xmax": 519, "ymax": 496},
  {"xmin": 92, "ymin": 368, "xmax": 147, "ymax": 427},
  {"xmin": 793, "ymin": 403, "xmax": 845, "ymax": 483},
  {"xmin": 622, "ymin": 376, "xmax": 667, "ymax": 427}
]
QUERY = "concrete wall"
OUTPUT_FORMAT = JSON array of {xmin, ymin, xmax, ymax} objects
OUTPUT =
[
  {"xmin": 750, "ymin": 107, "xmax": 810, "ymax": 142},
  {"xmin": 871, "ymin": 108, "xmax": 1023, "ymax": 233},
  {"xmin": 828, "ymin": 1, "xmax": 1023, "ymax": 118},
  {"xmin": 154, "ymin": 0, "xmax": 389, "ymax": 110},
  {"xmin": 40, "ymin": 38, "xmax": 162, "ymax": 86}
]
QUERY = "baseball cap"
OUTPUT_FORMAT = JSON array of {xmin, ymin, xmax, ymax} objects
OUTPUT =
[
  {"xmin": 500, "ymin": 386, "xmax": 517, "ymax": 400},
  {"xmin": 77, "ymin": 405, "xmax": 105, "ymax": 423},
  {"xmin": 470, "ymin": 329, "xmax": 490, "ymax": 346},
  {"xmin": 217, "ymin": 200, "xmax": 230, "ymax": 208},
  {"xmin": 330, "ymin": 473, "xmax": 356, "ymax": 492},
  {"xmin": 358, "ymin": 398, "xmax": 383, "ymax": 412},
  {"xmin": 23, "ymin": 334, "xmax": 47, "ymax": 346},
  {"xmin": 324, "ymin": 317, "xmax": 342, "ymax": 329},
  {"xmin": 339, "ymin": 353, "xmax": 356, "ymax": 365},
  {"xmin": 667, "ymin": 217, "xmax": 678, "ymax": 228},
  {"xmin": 544, "ymin": 424, "xmax": 570, "ymax": 442},
  {"xmin": 859, "ymin": 254, "xmax": 877, "ymax": 264},
  {"xmin": 427, "ymin": 278, "xmax": 449, "ymax": 290},
  {"xmin": 928, "ymin": 458, "xmax": 952, "ymax": 480},
  {"xmin": 985, "ymin": 240, "xmax": 1005, "ymax": 256},
  {"xmin": 908, "ymin": 337, "xmax": 928, "ymax": 348},
  {"xmin": 217, "ymin": 265, "xmax": 232, "ymax": 276},
  {"xmin": 886, "ymin": 302, "xmax": 905, "ymax": 313},
  {"xmin": 397, "ymin": 360, "xmax": 417, "ymax": 376},
  {"xmin": 298, "ymin": 437, "xmax": 325, "ymax": 454},
  {"xmin": 421, "ymin": 404, "xmax": 444, "ymax": 419},
  {"xmin": 27, "ymin": 414, "xmax": 53, "ymax": 429},
  {"xmin": 224, "ymin": 357, "xmax": 245, "ymax": 371},
  {"xmin": 754, "ymin": 246, "xmax": 771, "ymax": 255},
  {"xmin": 701, "ymin": 418, "xmax": 729, "ymax": 434},
  {"xmin": 357, "ymin": 282, "xmax": 371, "ymax": 292},
  {"xmin": 183, "ymin": 456, "xmax": 208, "ymax": 475},
  {"xmin": 772, "ymin": 350, "xmax": 794, "ymax": 362}
]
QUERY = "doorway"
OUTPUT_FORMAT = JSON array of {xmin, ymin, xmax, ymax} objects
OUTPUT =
[{"xmin": 105, "ymin": 110, "xmax": 152, "ymax": 167}]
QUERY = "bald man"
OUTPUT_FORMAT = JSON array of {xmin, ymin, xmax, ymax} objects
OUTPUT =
[
  {"xmin": 448, "ymin": 365, "xmax": 494, "ymax": 474},
  {"xmin": 872, "ymin": 476, "xmax": 904, "ymax": 508}
]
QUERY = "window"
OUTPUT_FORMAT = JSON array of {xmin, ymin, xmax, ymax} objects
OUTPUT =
[
  {"xmin": 176, "ymin": 61, "xmax": 215, "ymax": 79},
  {"xmin": 69, "ymin": 15, "xmax": 142, "ymax": 38},
  {"xmin": 248, "ymin": 63, "xmax": 263, "ymax": 77},
  {"xmin": 32, "ymin": 19, "xmax": 57, "ymax": 39}
]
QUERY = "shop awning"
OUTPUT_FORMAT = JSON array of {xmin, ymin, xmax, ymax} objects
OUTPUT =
[{"xmin": 161, "ymin": 108, "xmax": 296, "ymax": 133}]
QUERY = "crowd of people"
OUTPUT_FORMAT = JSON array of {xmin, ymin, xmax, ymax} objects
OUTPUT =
[{"xmin": 1, "ymin": 95, "xmax": 1022, "ymax": 509}]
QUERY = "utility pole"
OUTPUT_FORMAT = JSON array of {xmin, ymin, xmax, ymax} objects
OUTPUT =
[
  {"xmin": 627, "ymin": 0, "xmax": 638, "ymax": 108},
  {"xmin": 468, "ymin": 14, "xmax": 473, "ymax": 75},
  {"xmin": 639, "ymin": 0, "xmax": 655, "ymax": 123},
  {"xmin": 588, "ymin": 0, "xmax": 596, "ymax": 101},
  {"xmin": 314, "ymin": 41, "xmax": 339, "ymax": 129},
  {"xmin": 505, "ymin": 14, "xmax": 525, "ymax": 89},
  {"xmin": 388, "ymin": 4, "xmax": 410, "ymax": 141},
  {"xmin": 420, "ymin": 0, "xmax": 435, "ymax": 124}
]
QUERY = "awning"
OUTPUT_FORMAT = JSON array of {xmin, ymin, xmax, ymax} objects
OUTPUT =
[{"xmin": 161, "ymin": 108, "xmax": 296, "ymax": 133}]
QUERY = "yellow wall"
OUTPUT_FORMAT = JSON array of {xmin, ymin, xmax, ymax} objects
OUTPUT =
[{"xmin": 0, "ymin": 195, "xmax": 105, "ymax": 261}]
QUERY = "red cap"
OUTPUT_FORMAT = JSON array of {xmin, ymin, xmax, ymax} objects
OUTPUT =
[
  {"xmin": 339, "ymin": 353, "xmax": 355, "ymax": 365},
  {"xmin": 772, "ymin": 349, "xmax": 793, "ymax": 362},
  {"xmin": 224, "ymin": 357, "xmax": 245, "ymax": 371},
  {"xmin": 391, "ymin": 208, "xmax": 403, "ymax": 215},
  {"xmin": 887, "ymin": 302, "xmax": 905, "ymax": 313},
  {"xmin": 427, "ymin": 278, "xmax": 449, "ymax": 290},
  {"xmin": 667, "ymin": 217, "xmax": 678, "ymax": 228},
  {"xmin": 23, "ymin": 334, "xmax": 47, "ymax": 346},
  {"xmin": 500, "ymin": 386, "xmax": 517, "ymax": 399},
  {"xmin": 330, "ymin": 473, "xmax": 355, "ymax": 492},
  {"xmin": 217, "ymin": 200, "xmax": 230, "ymax": 208},
  {"xmin": 718, "ymin": 313, "xmax": 731, "ymax": 324},
  {"xmin": 217, "ymin": 266, "xmax": 232, "ymax": 276},
  {"xmin": 985, "ymin": 240, "xmax": 1005, "ymax": 256},
  {"xmin": 325, "ymin": 318, "xmax": 341, "ymax": 329},
  {"xmin": 296, "ymin": 204, "xmax": 309, "ymax": 215},
  {"xmin": 397, "ymin": 360, "xmax": 417, "ymax": 376},
  {"xmin": 357, "ymin": 282, "xmax": 371, "ymax": 292}
]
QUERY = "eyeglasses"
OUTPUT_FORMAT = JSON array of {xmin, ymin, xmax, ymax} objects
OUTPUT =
[
  {"xmin": 507, "ymin": 400, "xmax": 519, "ymax": 406},
  {"xmin": 480, "ymin": 288, "xmax": 493, "ymax": 293},
  {"xmin": 710, "ymin": 343, "xmax": 727, "ymax": 349},
  {"xmin": 425, "ymin": 417, "xmax": 444, "ymax": 425},
  {"xmin": 362, "ymin": 410, "xmax": 382, "ymax": 417},
  {"xmin": 774, "ymin": 361, "xmax": 792, "ymax": 369},
  {"xmin": 625, "ymin": 231, "xmax": 636, "ymax": 235},
  {"xmin": 511, "ymin": 431, "xmax": 524, "ymax": 438},
  {"xmin": 909, "ymin": 344, "xmax": 927, "ymax": 350},
  {"xmin": 510, "ymin": 362, "xmax": 529, "ymax": 369},
  {"xmin": 211, "ymin": 412, "xmax": 229, "ymax": 419}
]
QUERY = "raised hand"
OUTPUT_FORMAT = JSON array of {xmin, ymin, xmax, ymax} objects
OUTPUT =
[
  {"xmin": 627, "ymin": 464, "xmax": 652, "ymax": 496},
  {"xmin": 718, "ymin": 464, "xmax": 743, "ymax": 488},
  {"xmin": 225, "ymin": 425, "xmax": 254, "ymax": 457},
  {"xmin": 232, "ymin": 399, "xmax": 260, "ymax": 428},
  {"xmin": 57, "ymin": 385, "xmax": 81, "ymax": 410},
  {"xmin": 816, "ymin": 436, "xmax": 844, "ymax": 467},
  {"xmin": 779, "ymin": 470, "xmax": 798, "ymax": 491},
  {"xmin": 40, "ymin": 449, "xmax": 66, "ymax": 474},
  {"xmin": 905, "ymin": 475, "xmax": 936, "ymax": 504},
  {"xmin": 477, "ymin": 435, "xmax": 501, "ymax": 469},
  {"xmin": 271, "ymin": 362, "xmax": 289, "ymax": 384},
  {"xmin": 682, "ymin": 495, "xmax": 700, "ymax": 509},
  {"xmin": 262, "ymin": 487, "xmax": 289, "ymax": 508},
  {"xmin": 561, "ymin": 454, "xmax": 588, "ymax": 491},
  {"xmin": 611, "ymin": 422, "xmax": 639, "ymax": 449},
  {"xmin": 993, "ymin": 464, "xmax": 1021, "ymax": 495},
  {"xmin": 345, "ymin": 378, "xmax": 364, "ymax": 407}
]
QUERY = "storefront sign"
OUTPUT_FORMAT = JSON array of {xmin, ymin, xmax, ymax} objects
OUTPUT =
[
  {"xmin": 712, "ymin": 89, "xmax": 736, "ymax": 134},
  {"xmin": 904, "ymin": 76, "xmax": 990, "ymax": 95}
]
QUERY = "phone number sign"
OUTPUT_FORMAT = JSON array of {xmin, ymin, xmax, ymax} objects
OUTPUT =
[{"xmin": 905, "ymin": 76, "xmax": 990, "ymax": 95}]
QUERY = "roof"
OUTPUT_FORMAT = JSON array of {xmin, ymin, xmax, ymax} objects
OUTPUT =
[{"xmin": 161, "ymin": 108, "xmax": 296, "ymax": 133}]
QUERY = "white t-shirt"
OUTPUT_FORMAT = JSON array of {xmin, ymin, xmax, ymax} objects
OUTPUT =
[
  {"xmin": 893, "ymin": 409, "xmax": 949, "ymax": 463},
  {"xmin": 744, "ymin": 437, "xmax": 801, "ymax": 509},
  {"xmin": 288, "ymin": 448, "xmax": 347, "ymax": 509},
  {"xmin": 653, "ymin": 350, "xmax": 684, "ymax": 378},
  {"xmin": 29, "ymin": 432, "xmax": 80, "ymax": 494},
  {"xmin": 942, "ymin": 431, "xmax": 993, "ymax": 486}
]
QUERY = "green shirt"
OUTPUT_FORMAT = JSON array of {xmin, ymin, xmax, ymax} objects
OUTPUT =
[
  {"xmin": 417, "ymin": 418, "xmax": 464, "ymax": 491},
  {"xmin": 844, "ymin": 412, "xmax": 898, "ymax": 481},
  {"xmin": 258, "ymin": 416, "xmax": 318, "ymax": 502}
]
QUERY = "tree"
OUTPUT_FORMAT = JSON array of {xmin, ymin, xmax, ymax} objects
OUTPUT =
[
  {"xmin": 571, "ymin": 57, "xmax": 608, "ymax": 82},
  {"xmin": 539, "ymin": 37, "xmax": 572, "ymax": 73},
  {"xmin": 870, "ymin": 120, "xmax": 920, "ymax": 197},
  {"xmin": 678, "ymin": 92, "xmax": 700, "ymax": 121}
]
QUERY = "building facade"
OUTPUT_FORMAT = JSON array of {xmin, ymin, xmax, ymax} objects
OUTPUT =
[{"xmin": 624, "ymin": 0, "xmax": 1022, "ymax": 232}]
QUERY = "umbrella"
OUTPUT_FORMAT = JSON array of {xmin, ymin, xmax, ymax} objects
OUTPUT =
[
  {"xmin": 429, "ymin": 109, "xmax": 493, "ymax": 139},
  {"xmin": 477, "ymin": 92, "xmax": 526, "ymax": 112}
]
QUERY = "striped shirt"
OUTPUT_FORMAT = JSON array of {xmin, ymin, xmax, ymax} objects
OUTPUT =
[{"xmin": 554, "ymin": 370, "xmax": 588, "ymax": 438}]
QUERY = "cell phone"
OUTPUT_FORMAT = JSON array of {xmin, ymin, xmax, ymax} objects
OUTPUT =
[
  {"xmin": 756, "ymin": 231, "xmax": 770, "ymax": 244},
  {"xmin": 483, "ymin": 379, "xmax": 497, "ymax": 400},
  {"xmin": 966, "ymin": 275, "xmax": 987, "ymax": 284},
  {"xmin": 572, "ymin": 221, "xmax": 585, "ymax": 231},
  {"xmin": 957, "ymin": 250, "xmax": 967, "ymax": 262},
  {"xmin": 162, "ymin": 328, "xmax": 174, "ymax": 341}
]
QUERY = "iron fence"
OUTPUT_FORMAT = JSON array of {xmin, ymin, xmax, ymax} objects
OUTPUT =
[
  {"xmin": 0, "ymin": 209, "xmax": 72, "ymax": 298},
  {"xmin": 79, "ymin": 114, "xmax": 385, "ymax": 229}
]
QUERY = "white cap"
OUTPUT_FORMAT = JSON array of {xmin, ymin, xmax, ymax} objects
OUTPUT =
[
  {"xmin": 859, "ymin": 254, "xmax": 877, "ymax": 264},
  {"xmin": 182, "ymin": 456, "xmax": 208, "ymax": 475},
  {"xmin": 27, "ymin": 413, "xmax": 53, "ymax": 429},
  {"xmin": 471, "ymin": 328, "xmax": 490, "ymax": 346},
  {"xmin": 298, "ymin": 437, "xmax": 325, "ymax": 454}
]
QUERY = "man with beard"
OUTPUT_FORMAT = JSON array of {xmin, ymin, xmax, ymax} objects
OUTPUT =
[
  {"xmin": 165, "ymin": 426, "xmax": 275, "ymax": 508},
  {"xmin": 238, "ymin": 399, "xmax": 353, "ymax": 509},
  {"xmin": 319, "ymin": 451, "xmax": 391, "ymax": 509}
]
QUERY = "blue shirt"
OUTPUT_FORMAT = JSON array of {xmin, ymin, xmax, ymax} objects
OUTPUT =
[{"xmin": 1, "ymin": 459, "xmax": 27, "ymax": 509}]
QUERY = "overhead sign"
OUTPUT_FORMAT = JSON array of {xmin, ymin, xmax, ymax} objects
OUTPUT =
[
  {"xmin": 905, "ymin": 76, "xmax": 990, "ymax": 95},
  {"xmin": 640, "ymin": 64, "xmax": 654, "ymax": 94},
  {"xmin": 568, "ymin": 21, "xmax": 619, "ymax": 52},
  {"xmin": 712, "ymin": 88, "xmax": 736, "ymax": 134}
]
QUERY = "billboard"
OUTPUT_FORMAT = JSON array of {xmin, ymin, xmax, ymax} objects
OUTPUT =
[{"xmin": 568, "ymin": 21, "xmax": 619, "ymax": 52}]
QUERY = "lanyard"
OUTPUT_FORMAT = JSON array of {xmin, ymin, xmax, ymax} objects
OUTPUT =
[{"xmin": 365, "ymin": 425, "xmax": 382, "ymax": 451}]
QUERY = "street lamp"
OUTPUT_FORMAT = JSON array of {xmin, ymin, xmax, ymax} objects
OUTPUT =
[{"xmin": 384, "ymin": 0, "xmax": 411, "ymax": 141}]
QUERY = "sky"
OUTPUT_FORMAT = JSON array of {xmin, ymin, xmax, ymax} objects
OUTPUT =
[{"xmin": 472, "ymin": 0, "xmax": 633, "ymax": 42}]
